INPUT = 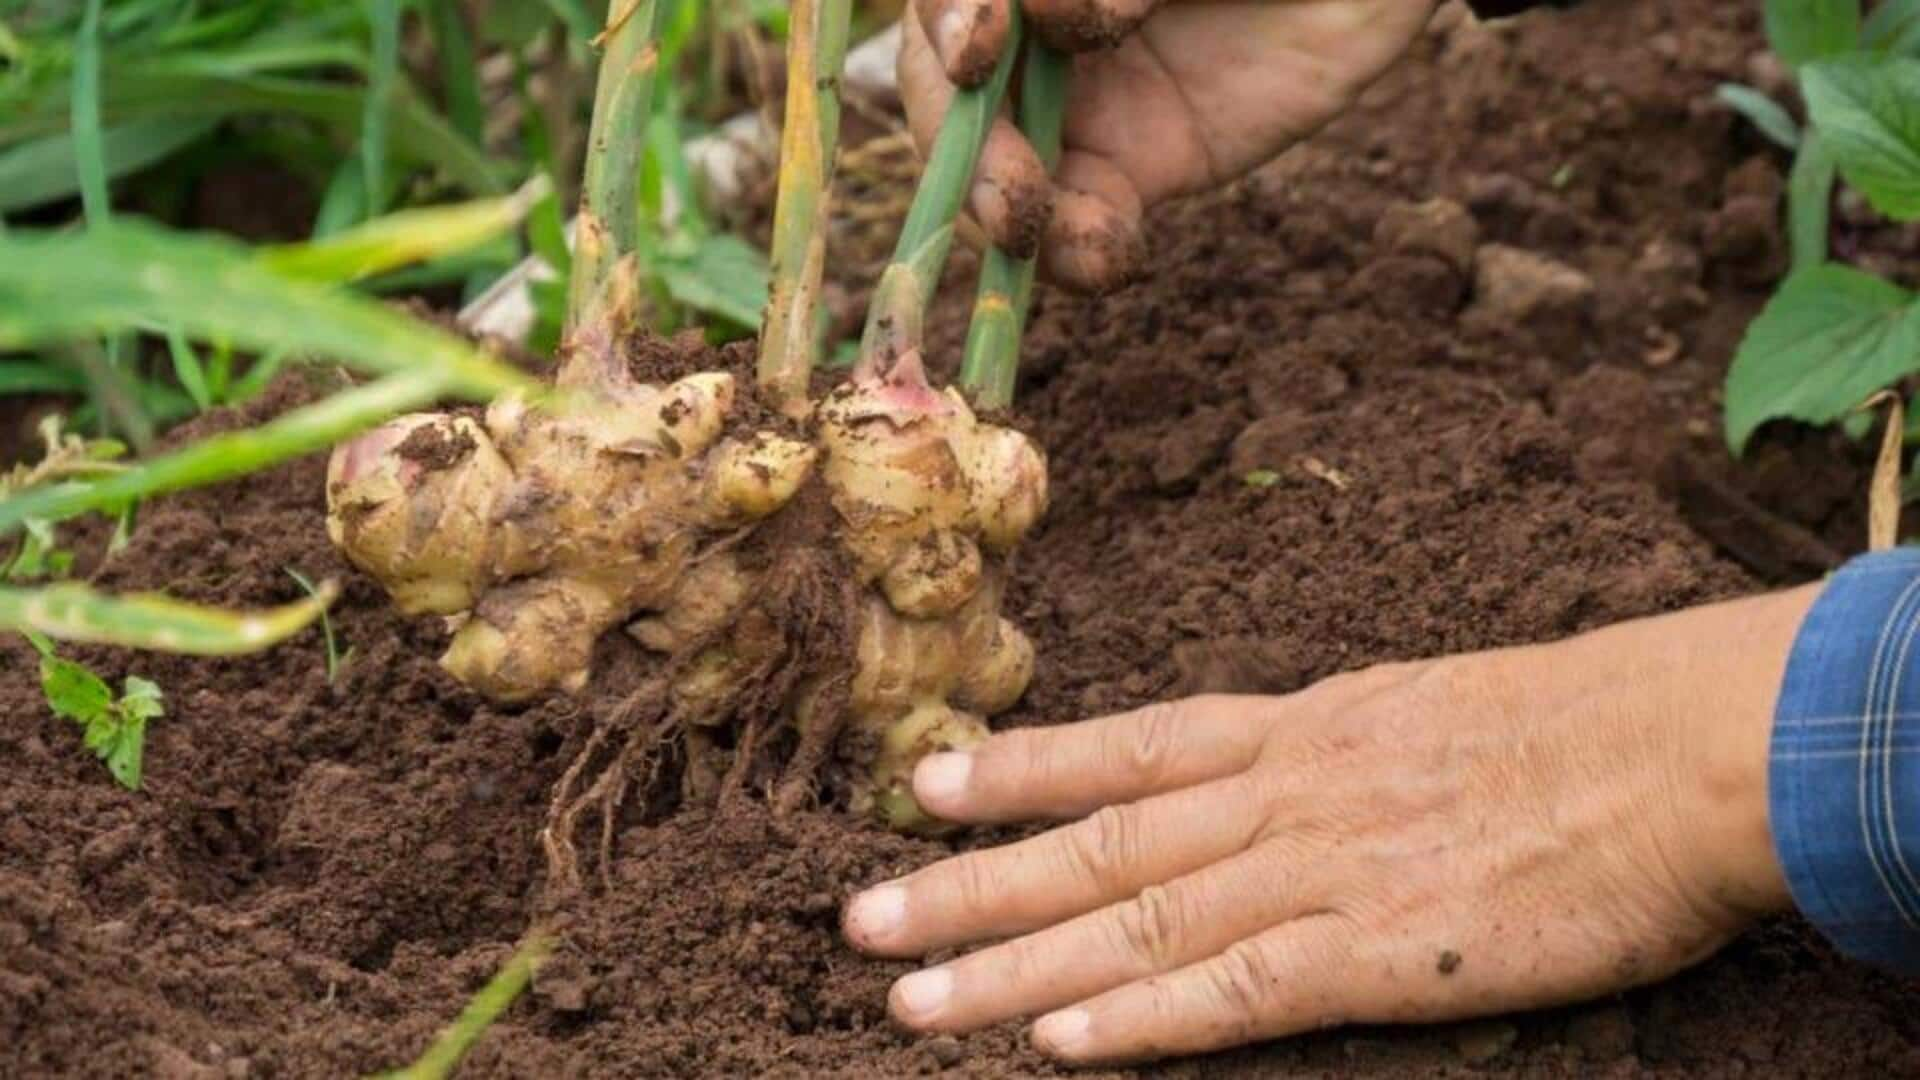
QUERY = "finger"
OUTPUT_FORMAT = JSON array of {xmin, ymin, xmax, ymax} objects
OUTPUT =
[
  {"xmin": 898, "ymin": 0, "xmax": 956, "ymax": 155},
  {"xmin": 1027, "ymin": 0, "xmax": 1163, "ymax": 52},
  {"xmin": 1031, "ymin": 915, "xmax": 1359, "ymax": 1065},
  {"xmin": 970, "ymin": 119, "xmax": 1053, "ymax": 258},
  {"xmin": 914, "ymin": 694, "xmax": 1270, "ymax": 824},
  {"xmin": 887, "ymin": 839, "xmax": 1322, "ymax": 1034},
  {"xmin": 902, "ymin": 6, "xmax": 1054, "ymax": 257},
  {"xmin": 914, "ymin": 0, "xmax": 1011, "ymax": 87},
  {"xmin": 1039, "ymin": 151, "xmax": 1146, "ymax": 294},
  {"xmin": 845, "ymin": 772, "xmax": 1268, "ymax": 957}
]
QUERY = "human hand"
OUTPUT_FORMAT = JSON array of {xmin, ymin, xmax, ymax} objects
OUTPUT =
[
  {"xmin": 843, "ymin": 587, "xmax": 1815, "ymax": 1065},
  {"xmin": 899, "ymin": 0, "xmax": 1441, "ymax": 292}
]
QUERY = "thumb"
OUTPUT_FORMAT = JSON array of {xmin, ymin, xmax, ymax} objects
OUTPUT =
[
  {"xmin": 913, "ymin": 0, "xmax": 1013, "ymax": 87},
  {"xmin": 1027, "ymin": 0, "xmax": 1165, "ymax": 52}
]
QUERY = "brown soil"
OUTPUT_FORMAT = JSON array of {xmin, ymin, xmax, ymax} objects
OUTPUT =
[{"xmin": 5, "ymin": 2, "xmax": 1919, "ymax": 1076}]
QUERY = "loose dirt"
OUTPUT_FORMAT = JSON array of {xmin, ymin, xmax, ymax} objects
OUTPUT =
[{"xmin": 4, "ymin": 1, "xmax": 1918, "ymax": 1076}]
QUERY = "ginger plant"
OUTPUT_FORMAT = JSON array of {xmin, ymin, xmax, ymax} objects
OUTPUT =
[{"xmin": 324, "ymin": 0, "xmax": 1065, "ymax": 878}]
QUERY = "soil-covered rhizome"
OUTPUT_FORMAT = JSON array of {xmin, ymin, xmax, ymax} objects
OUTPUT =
[{"xmin": 5, "ymin": 2, "xmax": 1919, "ymax": 1075}]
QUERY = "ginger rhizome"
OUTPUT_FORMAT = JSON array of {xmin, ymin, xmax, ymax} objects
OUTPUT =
[
  {"xmin": 328, "ymin": 334, "xmax": 1044, "ymax": 833},
  {"xmin": 323, "ymin": 0, "xmax": 1060, "ymax": 865}
]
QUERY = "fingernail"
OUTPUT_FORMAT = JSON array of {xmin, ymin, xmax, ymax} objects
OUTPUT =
[
  {"xmin": 844, "ymin": 884, "xmax": 906, "ymax": 946},
  {"xmin": 892, "ymin": 967, "xmax": 953, "ymax": 1022},
  {"xmin": 914, "ymin": 752, "xmax": 973, "ymax": 808},
  {"xmin": 1033, "ymin": 1009, "xmax": 1091, "ymax": 1056},
  {"xmin": 934, "ymin": 5, "xmax": 974, "ymax": 70}
]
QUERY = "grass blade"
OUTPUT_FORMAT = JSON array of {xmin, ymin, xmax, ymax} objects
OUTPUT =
[
  {"xmin": 0, "ymin": 369, "xmax": 445, "ymax": 534},
  {"xmin": 381, "ymin": 935, "xmax": 552, "ymax": 1080},
  {"xmin": 4, "ymin": 74, "xmax": 505, "ymax": 197},
  {"xmin": 0, "ymin": 579, "xmax": 338, "ymax": 655},
  {"xmin": 0, "ymin": 223, "xmax": 533, "ymax": 400},
  {"xmin": 72, "ymin": 0, "xmax": 109, "ymax": 223},
  {"xmin": 164, "ymin": 328, "xmax": 213, "ymax": 412},
  {"xmin": 0, "ymin": 118, "xmax": 218, "ymax": 215},
  {"xmin": 362, "ymin": 0, "xmax": 403, "ymax": 218},
  {"xmin": 263, "ymin": 179, "xmax": 550, "ymax": 285},
  {"xmin": 428, "ymin": 0, "xmax": 485, "ymax": 145},
  {"xmin": 0, "ymin": 361, "xmax": 88, "ymax": 395}
]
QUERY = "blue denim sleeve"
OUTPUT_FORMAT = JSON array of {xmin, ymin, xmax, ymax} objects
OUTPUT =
[{"xmin": 1772, "ymin": 548, "xmax": 1920, "ymax": 976}]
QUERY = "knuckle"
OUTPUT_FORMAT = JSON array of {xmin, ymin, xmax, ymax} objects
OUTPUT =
[
  {"xmin": 948, "ymin": 854, "xmax": 1006, "ymax": 919},
  {"xmin": 1207, "ymin": 939, "xmax": 1284, "ymax": 1020},
  {"xmin": 1112, "ymin": 883, "xmax": 1186, "ymax": 970},
  {"xmin": 1113, "ymin": 700, "xmax": 1184, "ymax": 785},
  {"xmin": 1061, "ymin": 804, "xmax": 1141, "ymax": 892}
]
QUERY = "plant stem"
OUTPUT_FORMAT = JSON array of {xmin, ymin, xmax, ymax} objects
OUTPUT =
[
  {"xmin": 756, "ymin": 0, "xmax": 853, "ymax": 415},
  {"xmin": 856, "ymin": 5, "xmax": 1023, "ymax": 379},
  {"xmin": 566, "ymin": 0, "xmax": 669, "ymax": 334},
  {"xmin": 958, "ymin": 42, "xmax": 1068, "ymax": 410}
]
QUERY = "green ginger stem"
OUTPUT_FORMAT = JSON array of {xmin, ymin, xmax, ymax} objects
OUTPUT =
[
  {"xmin": 756, "ymin": 0, "xmax": 854, "ymax": 415},
  {"xmin": 957, "ymin": 42, "xmax": 1068, "ymax": 410},
  {"xmin": 566, "ymin": 0, "xmax": 669, "ymax": 334},
  {"xmin": 856, "ymin": 4, "xmax": 1024, "ymax": 378}
]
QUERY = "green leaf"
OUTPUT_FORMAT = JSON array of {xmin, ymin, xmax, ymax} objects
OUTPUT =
[
  {"xmin": 381, "ymin": 936, "xmax": 551, "ymax": 1080},
  {"xmin": 1725, "ymin": 264, "xmax": 1920, "ymax": 453},
  {"xmin": 1864, "ymin": 0, "xmax": 1920, "ymax": 54},
  {"xmin": 1717, "ymin": 83, "xmax": 1802, "ymax": 151},
  {"xmin": 0, "ymin": 370, "xmax": 445, "ymax": 533},
  {"xmin": 95, "ymin": 712, "xmax": 145, "ymax": 790},
  {"xmin": 0, "ymin": 579, "xmax": 338, "ymax": 654},
  {"xmin": 1764, "ymin": 0, "xmax": 1861, "ymax": 67},
  {"xmin": 0, "ymin": 118, "xmax": 217, "ymax": 215},
  {"xmin": 39, "ymin": 653, "xmax": 112, "ymax": 723},
  {"xmin": 361, "ymin": 0, "xmax": 402, "ymax": 219},
  {"xmin": 263, "ymin": 180, "xmax": 548, "ymax": 284},
  {"xmin": 1788, "ymin": 129, "xmax": 1837, "ymax": 268},
  {"xmin": 656, "ymin": 233, "xmax": 769, "ymax": 331},
  {"xmin": 164, "ymin": 327, "xmax": 212, "ymax": 412},
  {"xmin": 0, "ymin": 360, "xmax": 88, "ymax": 395},
  {"xmin": 1, "ymin": 73, "xmax": 504, "ymax": 197},
  {"xmin": 1802, "ymin": 55, "xmax": 1920, "ymax": 221},
  {"xmin": 428, "ymin": 0, "xmax": 484, "ymax": 145},
  {"xmin": 120, "ymin": 674, "xmax": 164, "ymax": 720},
  {"xmin": 72, "ymin": 0, "xmax": 109, "ymax": 223},
  {"xmin": 0, "ymin": 222, "xmax": 533, "ymax": 401}
]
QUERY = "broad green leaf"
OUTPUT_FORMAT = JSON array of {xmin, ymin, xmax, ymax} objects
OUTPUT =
[
  {"xmin": 0, "ymin": 222, "xmax": 533, "ymax": 401},
  {"xmin": 1717, "ymin": 83, "xmax": 1801, "ymax": 151},
  {"xmin": 39, "ymin": 653, "xmax": 112, "ymax": 723},
  {"xmin": 262, "ymin": 180, "xmax": 548, "ymax": 284},
  {"xmin": 120, "ymin": 674, "xmax": 164, "ymax": 720},
  {"xmin": 1725, "ymin": 265, "xmax": 1920, "ymax": 453},
  {"xmin": 0, "ymin": 118, "xmax": 216, "ymax": 214},
  {"xmin": 1803, "ymin": 55, "xmax": 1920, "ymax": 220},
  {"xmin": 1788, "ymin": 130, "xmax": 1837, "ymax": 268},
  {"xmin": 0, "ymin": 579, "xmax": 338, "ymax": 654},
  {"xmin": 657, "ymin": 233, "xmax": 769, "ymax": 331},
  {"xmin": 1764, "ymin": 0, "xmax": 1861, "ymax": 67},
  {"xmin": 0, "ymin": 370, "xmax": 446, "ymax": 533},
  {"xmin": 1865, "ymin": 0, "xmax": 1920, "ymax": 54},
  {"xmin": 95, "ymin": 712, "xmax": 145, "ymax": 790}
]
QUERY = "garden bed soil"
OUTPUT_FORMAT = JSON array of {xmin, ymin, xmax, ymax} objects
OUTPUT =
[{"xmin": 6, "ymin": 1, "xmax": 1920, "ymax": 1076}]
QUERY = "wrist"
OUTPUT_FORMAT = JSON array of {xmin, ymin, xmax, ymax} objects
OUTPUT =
[{"xmin": 1670, "ymin": 586, "xmax": 1817, "ymax": 918}]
